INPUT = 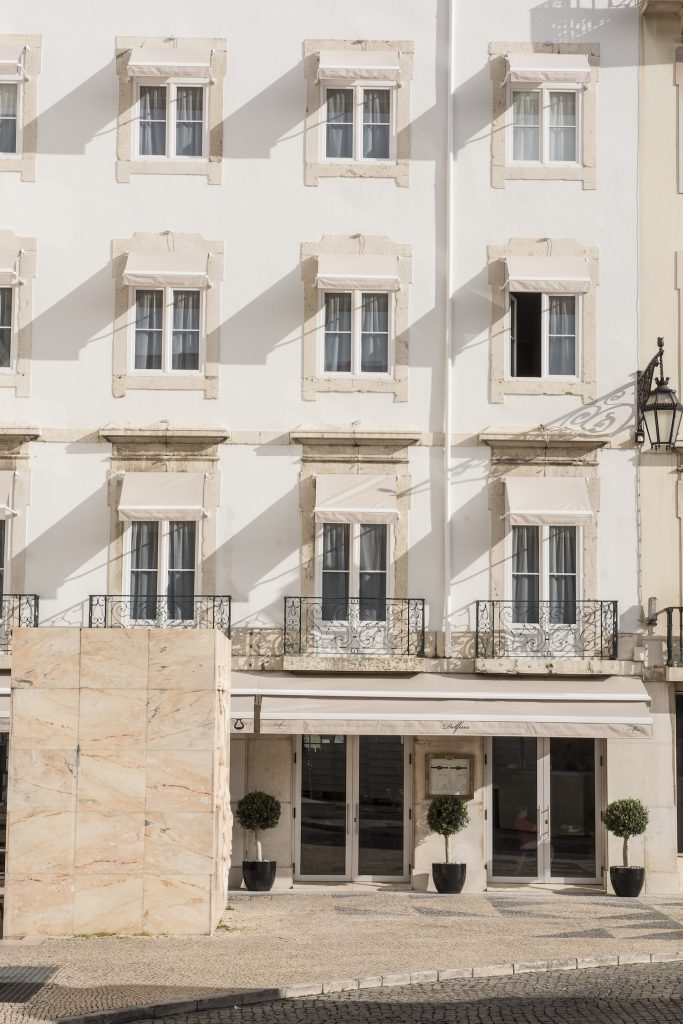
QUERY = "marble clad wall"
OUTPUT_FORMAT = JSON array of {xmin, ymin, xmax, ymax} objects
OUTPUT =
[{"xmin": 4, "ymin": 627, "xmax": 231, "ymax": 937}]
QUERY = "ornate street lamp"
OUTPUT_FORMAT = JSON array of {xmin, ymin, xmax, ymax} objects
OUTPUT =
[{"xmin": 636, "ymin": 338, "xmax": 683, "ymax": 450}]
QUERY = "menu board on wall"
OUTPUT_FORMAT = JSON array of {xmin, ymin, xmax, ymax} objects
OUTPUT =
[{"xmin": 427, "ymin": 755, "xmax": 473, "ymax": 799}]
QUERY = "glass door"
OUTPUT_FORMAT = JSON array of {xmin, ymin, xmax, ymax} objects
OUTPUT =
[
  {"xmin": 354, "ymin": 736, "xmax": 406, "ymax": 879},
  {"xmin": 299, "ymin": 735, "xmax": 350, "ymax": 880}
]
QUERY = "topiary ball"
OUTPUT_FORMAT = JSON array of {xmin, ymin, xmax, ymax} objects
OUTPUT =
[
  {"xmin": 427, "ymin": 795, "xmax": 470, "ymax": 837},
  {"xmin": 603, "ymin": 798, "xmax": 649, "ymax": 839},
  {"xmin": 236, "ymin": 790, "xmax": 281, "ymax": 833}
]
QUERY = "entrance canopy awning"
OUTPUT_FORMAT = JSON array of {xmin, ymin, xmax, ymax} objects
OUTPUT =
[
  {"xmin": 0, "ymin": 251, "xmax": 20, "ymax": 287},
  {"xmin": 506, "ymin": 53, "xmax": 591, "ymax": 86},
  {"xmin": 504, "ymin": 256, "xmax": 590, "ymax": 294},
  {"xmin": 314, "ymin": 474, "xmax": 398, "ymax": 524},
  {"xmin": 123, "ymin": 251, "xmax": 210, "ymax": 290},
  {"xmin": 0, "ymin": 472, "xmax": 17, "ymax": 519},
  {"xmin": 316, "ymin": 254, "xmax": 401, "ymax": 292},
  {"xmin": 0, "ymin": 45, "xmax": 25, "ymax": 80},
  {"xmin": 317, "ymin": 50, "xmax": 401, "ymax": 83},
  {"xmin": 118, "ymin": 472, "xmax": 206, "ymax": 522},
  {"xmin": 505, "ymin": 476, "xmax": 592, "ymax": 527},
  {"xmin": 230, "ymin": 673, "xmax": 652, "ymax": 739},
  {"xmin": 127, "ymin": 47, "xmax": 212, "ymax": 82}
]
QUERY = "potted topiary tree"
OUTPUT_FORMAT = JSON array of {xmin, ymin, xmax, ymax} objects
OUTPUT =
[
  {"xmin": 236, "ymin": 790, "xmax": 282, "ymax": 892},
  {"xmin": 427, "ymin": 794, "xmax": 470, "ymax": 894},
  {"xmin": 603, "ymin": 797, "xmax": 649, "ymax": 897}
]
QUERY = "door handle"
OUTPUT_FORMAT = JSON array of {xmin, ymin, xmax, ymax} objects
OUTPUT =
[
  {"xmin": 346, "ymin": 803, "xmax": 350, "ymax": 836},
  {"xmin": 355, "ymin": 803, "xmax": 359, "ymax": 835}
]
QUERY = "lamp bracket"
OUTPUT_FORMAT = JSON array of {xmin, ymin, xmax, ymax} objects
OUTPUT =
[{"xmin": 637, "ymin": 337, "xmax": 665, "ymax": 420}]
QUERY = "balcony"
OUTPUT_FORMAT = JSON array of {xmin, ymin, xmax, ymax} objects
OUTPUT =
[
  {"xmin": 0, "ymin": 595, "xmax": 39, "ymax": 653},
  {"xmin": 88, "ymin": 595, "xmax": 231, "ymax": 634},
  {"xmin": 284, "ymin": 596, "xmax": 425, "ymax": 664},
  {"xmin": 475, "ymin": 600, "xmax": 618, "ymax": 667}
]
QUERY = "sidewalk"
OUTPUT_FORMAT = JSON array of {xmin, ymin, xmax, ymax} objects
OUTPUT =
[{"xmin": 4, "ymin": 891, "xmax": 683, "ymax": 1023}]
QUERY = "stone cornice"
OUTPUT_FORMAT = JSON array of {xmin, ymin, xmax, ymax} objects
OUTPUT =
[
  {"xmin": 479, "ymin": 427, "xmax": 610, "ymax": 451},
  {"xmin": 290, "ymin": 426, "xmax": 421, "ymax": 447},
  {"xmin": 100, "ymin": 424, "xmax": 230, "ymax": 446}
]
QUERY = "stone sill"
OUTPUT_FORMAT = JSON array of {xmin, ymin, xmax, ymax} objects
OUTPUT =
[
  {"xmin": 282, "ymin": 654, "xmax": 428, "ymax": 673},
  {"xmin": 665, "ymin": 666, "xmax": 683, "ymax": 682},
  {"xmin": 474, "ymin": 657, "xmax": 635, "ymax": 677}
]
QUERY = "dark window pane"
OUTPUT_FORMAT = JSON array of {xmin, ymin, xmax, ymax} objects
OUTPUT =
[{"xmin": 511, "ymin": 292, "xmax": 542, "ymax": 377}]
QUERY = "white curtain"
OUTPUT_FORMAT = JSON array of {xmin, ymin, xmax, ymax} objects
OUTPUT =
[
  {"xmin": 139, "ymin": 85, "xmax": 166, "ymax": 156},
  {"xmin": 0, "ymin": 288, "xmax": 11, "ymax": 368},
  {"xmin": 134, "ymin": 290, "xmax": 163, "ymax": 369},
  {"xmin": 130, "ymin": 521, "xmax": 158, "ymax": 620},
  {"xmin": 512, "ymin": 525, "xmax": 539, "ymax": 623},
  {"xmin": 167, "ymin": 521, "xmax": 196, "ymax": 620},
  {"xmin": 512, "ymin": 91, "xmax": 539, "ymax": 161},
  {"xmin": 362, "ymin": 89, "xmax": 390, "ymax": 158},
  {"xmin": 324, "ymin": 292, "xmax": 352, "ymax": 372},
  {"xmin": 0, "ymin": 520, "xmax": 5, "ymax": 601},
  {"xmin": 176, "ymin": 86, "xmax": 203, "ymax": 157},
  {"xmin": 0, "ymin": 84, "xmax": 17, "ymax": 154},
  {"xmin": 322, "ymin": 523, "xmax": 349, "ymax": 620},
  {"xmin": 172, "ymin": 290, "xmax": 200, "ymax": 370},
  {"xmin": 359, "ymin": 524, "xmax": 387, "ymax": 621},
  {"xmin": 326, "ymin": 89, "xmax": 353, "ymax": 158},
  {"xmin": 549, "ymin": 92, "xmax": 576, "ymax": 162},
  {"xmin": 548, "ymin": 295, "xmax": 576, "ymax": 376},
  {"xmin": 549, "ymin": 526, "xmax": 577, "ymax": 624},
  {"xmin": 361, "ymin": 293, "xmax": 389, "ymax": 372}
]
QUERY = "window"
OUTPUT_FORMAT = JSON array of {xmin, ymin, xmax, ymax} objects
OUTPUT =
[
  {"xmin": 0, "ymin": 84, "xmax": 17, "ymax": 154},
  {"xmin": 321, "ymin": 522, "xmax": 387, "ymax": 622},
  {"xmin": 323, "ymin": 291, "xmax": 390, "ymax": 375},
  {"xmin": 0, "ymin": 518, "xmax": 4, "ymax": 600},
  {"xmin": 0, "ymin": 288, "xmax": 12, "ymax": 368},
  {"xmin": 510, "ymin": 293, "xmax": 577, "ymax": 378},
  {"xmin": 138, "ymin": 84, "xmax": 204, "ymax": 158},
  {"xmin": 129, "ymin": 520, "xmax": 196, "ymax": 622},
  {"xmin": 511, "ymin": 88, "xmax": 579, "ymax": 164},
  {"xmin": 133, "ymin": 289, "xmax": 201, "ymax": 372},
  {"xmin": 325, "ymin": 87, "xmax": 392, "ymax": 161},
  {"xmin": 511, "ymin": 525, "xmax": 578, "ymax": 625}
]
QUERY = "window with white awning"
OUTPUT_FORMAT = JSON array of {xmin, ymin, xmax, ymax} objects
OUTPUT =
[
  {"xmin": 0, "ymin": 472, "xmax": 17, "ymax": 519},
  {"xmin": 317, "ymin": 50, "xmax": 402, "ymax": 84},
  {"xmin": 314, "ymin": 475, "xmax": 398, "ymax": 524},
  {"xmin": 118, "ymin": 472, "xmax": 206, "ymax": 522},
  {"xmin": 506, "ymin": 53, "xmax": 591, "ymax": 86},
  {"xmin": 316, "ymin": 254, "xmax": 400, "ymax": 293},
  {"xmin": 123, "ymin": 251, "xmax": 210, "ymax": 290},
  {"xmin": 0, "ymin": 45, "xmax": 25, "ymax": 81},
  {"xmin": 127, "ymin": 47, "xmax": 212, "ymax": 83},
  {"xmin": 505, "ymin": 476, "xmax": 591, "ymax": 527},
  {"xmin": 504, "ymin": 257, "xmax": 590, "ymax": 295}
]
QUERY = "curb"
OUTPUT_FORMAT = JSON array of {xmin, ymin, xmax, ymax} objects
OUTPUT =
[{"xmin": 57, "ymin": 950, "xmax": 683, "ymax": 1024}]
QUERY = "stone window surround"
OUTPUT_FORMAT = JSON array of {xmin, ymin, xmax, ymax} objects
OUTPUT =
[
  {"xmin": 101, "ymin": 426, "xmax": 228, "ymax": 597},
  {"xmin": 0, "ymin": 35, "xmax": 41, "ymax": 182},
  {"xmin": 112, "ymin": 232, "xmax": 223, "ymax": 400},
  {"xmin": 301, "ymin": 235, "xmax": 411, "ymax": 402},
  {"xmin": 487, "ymin": 237, "xmax": 599, "ymax": 405},
  {"xmin": 489, "ymin": 41, "xmax": 599, "ymax": 191},
  {"xmin": 115, "ymin": 35, "xmax": 227, "ymax": 185},
  {"xmin": 0, "ymin": 427, "xmax": 39, "ymax": 595},
  {"xmin": 303, "ymin": 39, "xmax": 413, "ymax": 188},
  {"xmin": 0, "ymin": 231, "xmax": 36, "ymax": 397}
]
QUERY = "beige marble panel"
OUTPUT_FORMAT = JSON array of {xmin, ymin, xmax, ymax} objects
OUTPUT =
[
  {"xmin": 79, "ymin": 690, "xmax": 147, "ymax": 751},
  {"xmin": 4, "ymin": 874, "xmax": 74, "ymax": 938},
  {"xmin": 12, "ymin": 628, "xmax": 81, "ymax": 689},
  {"xmin": 143, "ymin": 874, "xmax": 211, "ymax": 934},
  {"xmin": 80, "ymin": 629, "xmax": 149, "ymax": 689},
  {"xmin": 11, "ymin": 689, "xmax": 79, "ymax": 749},
  {"xmin": 144, "ymin": 812, "xmax": 214, "ymax": 874},
  {"xmin": 147, "ymin": 690, "xmax": 216, "ymax": 750},
  {"xmin": 10, "ymin": 749, "xmax": 77, "ymax": 813},
  {"xmin": 148, "ymin": 631, "xmax": 216, "ymax": 689},
  {"xmin": 74, "ymin": 811, "xmax": 144, "ymax": 874},
  {"xmin": 7, "ymin": 810, "xmax": 75, "ymax": 873},
  {"xmin": 78, "ymin": 750, "xmax": 146, "ymax": 814},
  {"xmin": 73, "ymin": 874, "xmax": 143, "ymax": 934},
  {"xmin": 146, "ymin": 749, "xmax": 213, "ymax": 812},
  {"xmin": 214, "ymin": 633, "xmax": 230, "ymax": 691}
]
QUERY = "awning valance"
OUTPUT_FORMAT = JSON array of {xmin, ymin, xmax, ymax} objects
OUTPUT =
[
  {"xmin": 230, "ymin": 673, "xmax": 652, "ymax": 739},
  {"xmin": 505, "ymin": 476, "xmax": 592, "ymax": 527},
  {"xmin": 314, "ymin": 474, "xmax": 398, "ymax": 524},
  {"xmin": 505, "ymin": 256, "xmax": 590, "ymax": 294},
  {"xmin": 0, "ymin": 471, "xmax": 17, "ymax": 519},
  {"xmin": 317, "ymin": 50, "xmax": 401, "ymax": 83},
  {"xmin": 123, "ymin": 251, "xmax": 210, "ymax": 290},
  {"xmin": 0, "ymin": 251, "xmax": 20, "ymax": 287},
  {"xmin": 0, "ymin": 45, "xmax": 25, "ymax": 80},
  {"xmin": 118, "ymin": 472, "xmax": 206, "ymax": 522},
  {"xmin": 127, "ymin": 47, "xmax": 212, "ymax": 82},
  {"xmin": 316, "ymin": 254, "xmax": 401, "ymax": 292},
  {"xmin": 506, "ymin": 53, "xmax": 591, "ymax": 85}
]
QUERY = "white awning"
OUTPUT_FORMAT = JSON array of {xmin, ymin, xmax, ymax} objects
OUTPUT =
[
  {"xmin": 118, "ymin": 472, "xmax": 206, "ymax": 522},
  {"xmin": 123, "ymin": 251, "xmax": 210, "ymax": 290},
  {"xmin": 316, "ymin": 254, "xmax": 401, "ymax": 292},
  {"xmin": 314, "ymin": 474, "xmax": 398, "ymax": 524},
  {"xmin": 317, "ymin": 50, "xmax": 401, "ymax": 83},
  {"xmin": 0, "ymin": 45, "xmax": 25, "ymax": 80},
  {"xmin": 0, "ymin": 472, "xmax": 17, "ymax": 519},
  {"xmin": 0, "ymin": 251, "xmax": 20, "ymax": 287},
  {"xmin": 230, "ymin": 673, "xmax": 652, "ymax": 739},
  {"xmin": 506, "ymin": 53, "xmax": 591, "ymax": 85},
  {"xmin": 505, "ymin": 476, "xmax": 592, "ymax": 527},
  {"xmin": 505, "ymin": 256, "xmax": 590, "ymax": 294},
  {"xmin": 127, "ymin": 47, "xmax": 212, "ymax": 82}
]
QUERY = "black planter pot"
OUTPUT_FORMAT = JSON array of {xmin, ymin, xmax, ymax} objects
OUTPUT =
[
  {"xmin": 242, "ymin": 860, "xmax": 277, "ymax": 892},
  {"xmin": 432, "ymin": 863, "xmax": 466, "ymax": 894},
  {"xmin": 610, "ymin": 866, "xmax": 645, "ymax": 898}
]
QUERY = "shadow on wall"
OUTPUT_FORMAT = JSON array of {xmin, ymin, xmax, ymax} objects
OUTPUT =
[
  {"xmin": 546, "ymin": 379, "xmax": 637, "ymax": 437},
  {"xmin": 35, "ymin": 62, "xmax": 117, "ymax": 154},
  {"xmin": 530, "ymin": 0, "xmax": 638, "ymax": 66},
  {"xmin": 223, "ymin": 61, "xmax": 304, "ymax": 159},
  {"xmin": 30, "ymin": 263, "xmax": 114, "ymax": 361}
]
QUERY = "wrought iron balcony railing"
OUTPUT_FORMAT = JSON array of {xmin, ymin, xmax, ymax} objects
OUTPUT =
[
  {"xmin": 660, "ymin": 606, "xmax": 683, "ymax": 667},
  {"xmin": 0, "ymin": 594, "xmax": 39, "ymax": 652},
  {"xmin": 475, "ymin": 600, "xmax": 618, "ymax": 660},
  {"xmin": 88, "ymin": 595, "xmax": 231, "ymax": 635},
  {"xmin": 284, "ymin": 596, "xmax": 425, "ymax": 657}
]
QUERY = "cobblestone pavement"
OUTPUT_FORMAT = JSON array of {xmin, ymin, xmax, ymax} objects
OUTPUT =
[
  {"xmin": 6, "ymin": 893, "xmax": 683, "ymax": 1021},
  {"xmin": 145, "ymin": 962, "xmax": 683, "ymax": 1024}
]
